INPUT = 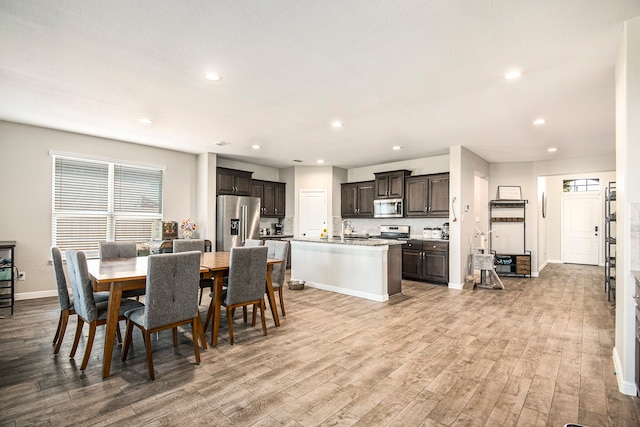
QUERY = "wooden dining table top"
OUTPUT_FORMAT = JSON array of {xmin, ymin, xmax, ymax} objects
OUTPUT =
[{"xmin": 86, "ymin": 251, "xmax": 282, "ymax": 284}]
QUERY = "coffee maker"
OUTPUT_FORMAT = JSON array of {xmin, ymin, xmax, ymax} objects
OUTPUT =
[
  {"xmin": 274, "ymin": 223, "xmax": 283, "ymax": 235},
  {"xmin": 441, "ymin": 222, "xmax": 450, "ymax": 240}
]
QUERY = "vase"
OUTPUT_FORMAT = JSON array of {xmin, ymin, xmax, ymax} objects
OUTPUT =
[{"xmin": 183, "ymin": 229, "xmax": 193, "ymax": 239}]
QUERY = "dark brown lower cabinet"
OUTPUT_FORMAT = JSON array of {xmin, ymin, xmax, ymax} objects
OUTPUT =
[{"xmin": 402, "ymin": 240, "xmax": 449, "ymax": 284}]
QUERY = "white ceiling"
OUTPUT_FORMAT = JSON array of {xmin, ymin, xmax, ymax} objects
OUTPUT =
[{"xmin": 1, "ymin": 1, "xmax": 639, "ymax": 169}]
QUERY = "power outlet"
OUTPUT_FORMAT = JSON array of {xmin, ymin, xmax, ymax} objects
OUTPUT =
[{"xmin": 18, "ymin": 272, "xmax": 25, "ymax": 281}]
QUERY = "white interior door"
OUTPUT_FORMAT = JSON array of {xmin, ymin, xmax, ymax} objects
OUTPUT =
[
  {"xmin": 561, "ymin": 196, "xmax": 600, "ymax": 265},
  {"xmin": 299, "ymin": 190, "xmax": 327, "ymax": 238}
]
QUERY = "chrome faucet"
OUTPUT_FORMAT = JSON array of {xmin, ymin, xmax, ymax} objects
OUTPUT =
[{"xmin": 341, "ymin": 219, "xmax": 352, "ymax": 242}]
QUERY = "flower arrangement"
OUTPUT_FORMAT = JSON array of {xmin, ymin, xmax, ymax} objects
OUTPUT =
[{"xmin": 181, "ymin": 218, "xmax": 197, "ymax": 239}]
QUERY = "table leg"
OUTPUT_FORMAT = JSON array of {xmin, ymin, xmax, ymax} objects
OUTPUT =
[
  {"xmin": 205, "ymin": 272, "xmax": 224, "ymax": 347},
  {"xmin": 102, "ymin": 283, "xmax": 122, "ymax": 379},
  {"xmin": 265, "ymin": 264, "xmax": 280, "ymax": 327}
]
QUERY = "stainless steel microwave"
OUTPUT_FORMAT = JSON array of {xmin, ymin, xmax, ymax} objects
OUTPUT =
[{"xmin": 374, "ymin": 198, "xmax": 403, "ymax": 218}]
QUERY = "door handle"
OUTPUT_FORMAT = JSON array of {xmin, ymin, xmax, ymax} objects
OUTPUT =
[{"xmin": 595, "ymin": 225, "xmax": 598, "ymax": 236}]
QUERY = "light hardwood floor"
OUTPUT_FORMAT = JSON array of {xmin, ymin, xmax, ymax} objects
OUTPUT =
[{"xmin": 0, "ymin": 263, "xmax": 639, "ymax": 426}]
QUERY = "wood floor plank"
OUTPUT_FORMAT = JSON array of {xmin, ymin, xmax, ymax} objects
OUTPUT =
[{"xmin": 0, "ymin": 264, "xmax": 638, "ymax": 426}]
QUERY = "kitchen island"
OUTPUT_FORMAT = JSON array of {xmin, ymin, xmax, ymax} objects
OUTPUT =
[{"xmin": 289, "ymin": 238, "xmax": 403, "ymax": 302}]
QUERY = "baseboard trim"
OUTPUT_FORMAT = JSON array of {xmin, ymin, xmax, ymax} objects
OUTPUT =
[
  {"xmin": 448, "ymin": 282, "xmax": 464, "ymax": 290},
  {"xmin": 15, "ymin": 290, "xmax": 57, "ymax": 301},
  {"xmin": 613, "ymin": 346, "xmax": 638, "ymax": 396}
]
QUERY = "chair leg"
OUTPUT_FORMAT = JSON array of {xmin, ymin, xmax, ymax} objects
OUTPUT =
[
  {"xmin": 251, "ymin": 304, "xmax": 257, "ymax": 327},
  {"xmin": 196, "ymin": 315, "xmax": 207, "ymax": 350},
  {"xmin": 243, "ymin": 306, "xmax": 248, "ymax": 323},
  {"xmin": 80, "ymin": 322, "xmax": 97, "ymax": 371},
  {"xmin": 199, "ymin": 287, "xmax": 204, "ymax": 305},
  {"xmin": 53, "ymin": 311, "xmax": 63, "ymax": 345},
  {"xmin": 70, "ymin": 318, "xmax": 84, "ymax": 358},
  {"xmin": 172, "ymin": 327, "xmax": 179, "ymax": 347},
  {"xmin": 121, "ymin": 320, "xmax": 135, "ymax": 361},
  {"xmin": 116, "ymin": 323, "xmax": 123, "ymax": 344},
  {"xmin": 259, "ymin": 300, "xmax": 267, "ymax": 336},
  {"xmin": 191, "ymin": 317, "xmax": 201, "ymax": 364},
  {"xmin": 54, "ymin": 310, "xmax": 70, "ymax": 354},
  {"xmin": 144, "ymin": 330, "xmax": 155, "ymax": 380},
  {"xmin": 227, "ymin": 308, "xmax": 235, "ymax": 345},
  {"xmin": 278, "ymin": 288, "xmax": 286, "ymax": 317}
]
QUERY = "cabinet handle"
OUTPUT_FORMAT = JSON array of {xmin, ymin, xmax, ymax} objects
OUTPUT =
[
  {"xmin": 433, "ymin": 245, "xmax": 437, "ymax": 249},
  {"xmin": 428, "ymin": 206, "xmax": 432, "ymax": 211},
  {"xmin": 424, "ymin": 207, "xmax": 428, "ymax": 212},
  {"xmin": 274, "ymin": 208, "xmax": 277, "ymax": 214}
]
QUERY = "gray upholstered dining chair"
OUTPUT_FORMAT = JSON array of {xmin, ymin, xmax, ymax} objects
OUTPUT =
[
  {"xmin": 121, "ymin": 251, "xmax": 202, "ymax": 380},
  {"xmin": 244, "ymin": 239, "xmax": 263, "ymax": 247},
  {"xmin": 66, "ymin": 250, "xmax": 143, "ymax": 371},
  {"xmin": 223, "ymin": 246, "xmax": 268, "ymax": 345},
  {"xmin": 51, "ymin": 247, "xmax": 110, "ymax": 355},
  {"xmin": 99, "ymin": 241, "xmax": 145, "ymax": 299},
  {"xmin": 99, "ymin": 241, "xmax": 137, "ymax": 258},
  {"xmin": 173, "ymin": 239, "xmax": 212, "ymax": 304},
  {"xmin": 263, "ymin": 240, "xmax": 289, "ymax": 317}
]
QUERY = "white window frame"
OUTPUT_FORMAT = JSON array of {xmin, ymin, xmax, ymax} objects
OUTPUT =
[{"xmin": 51, "ymin": 153, "xmax": 164, "ymax": 258}]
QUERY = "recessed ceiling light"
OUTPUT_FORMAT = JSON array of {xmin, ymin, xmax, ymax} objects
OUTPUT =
[
  {"xmin": 548, "ymin": 147, "xmax": 557, "ymax": 153},
  {"xmin": 251, "ymin": 145, "xmax": 261, "ymax": 150},
  {"xmin": 392, "ymin": 146, "xmax": 402, "ymax": 150},
  {"xmin": 504, "ymin": 69, "xmax": 522, "ymax": 80},
  {"xmin": 533, "ymin": 118, "xmax": 546, "ymax": 125},
  {"xmin": 138, "ymin": 118, "xmax": 153, "ymax": 124},
  {"xmin": 331, "ymin": 120, "xmax": 343, "ymax": 128},
  {"xmin": 204, "ymin": 72, "xmax": 221, "ymax": 81},
  {"xmin": 317, "ymin": 159, "xmax": 325, "ymax": 164}
]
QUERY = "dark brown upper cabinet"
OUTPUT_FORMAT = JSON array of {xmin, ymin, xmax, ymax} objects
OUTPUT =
[
  {"xmin": 374, "ymin": 170, "xmax": 412, "ymax": 199},
  {"xmin": 405, "ymin": 173, "xmax": 450, "ymax": 218}
]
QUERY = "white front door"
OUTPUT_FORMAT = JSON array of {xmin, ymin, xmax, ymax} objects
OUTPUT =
[
  {"xmin": 299, "ymin": 190, "xmax": 327, "ymax": 238},
  {"xmin": 561, "ymin": 196, "xmax": 600, "ymax": 265}
]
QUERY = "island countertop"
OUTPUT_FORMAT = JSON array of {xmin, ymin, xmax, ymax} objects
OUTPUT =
[{"xmin": 288, "ymin": 237, "xmax": 404, "ymax": 247}]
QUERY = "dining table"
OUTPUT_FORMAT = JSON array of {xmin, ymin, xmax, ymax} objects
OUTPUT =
[{"xmin": 86, "ymin": 251, "xmax": 282, "ymax": 379}]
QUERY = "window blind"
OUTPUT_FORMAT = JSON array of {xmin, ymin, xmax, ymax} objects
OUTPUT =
[{"xmin": 52, "ymin": 155, "xmax": 163, "ymax": 257}]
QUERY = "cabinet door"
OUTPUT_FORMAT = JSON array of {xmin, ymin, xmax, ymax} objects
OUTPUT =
[
  {"xmin": 402, "ymin": 248, "xmax": 423, "ymax": 280},
  {"xmin": 357, "ymin": 182, "xmax": 375, "ymax": 217},
  {"xmin": 428, "ymin": 174, "xmax": 449, "ymax": 217},
  {"xmin": 341, "ymin": 184, "xmax": 357, "ymax": 217},
  {"xmin": 388, "ymin": 173, "xmax": 405, "ymax": 198},
  {"xmin": 274, "ymin": 183, "xmax": 286, "ymax": 217},
  {"xmin": 423, "ymin": 249, "xmax": 448, "ymax": 283},
  {"xmin": 251, "ymin": 181, "xmax": 264, "ymax": 199},
  {"xmin": 217, "ymin": 169, "xmax": 237, "ymax": 195},
  {"xmin": 234, "ymin": 171, "xmax": 252, "ymax": 196},
  {"xmin": 262, "ymin": 182, "xmax": 276, "ymax": 216},
  {"xmin": 405, "ymin": 177, "xmax": 428, "ymax": 217},
  {"xmin": 375, "ymin": 175, "xmax": 390, "ymax": 198}
]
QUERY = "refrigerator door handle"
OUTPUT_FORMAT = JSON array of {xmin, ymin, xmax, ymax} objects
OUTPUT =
[{"xmin": 241, "ymin": 205, "xmax": 247, "ymax": 244}]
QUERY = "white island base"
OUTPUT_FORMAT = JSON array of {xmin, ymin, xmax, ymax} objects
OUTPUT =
[{"xmin": 290, "ymin": 239, "xmax": 402, "ymax": 302}]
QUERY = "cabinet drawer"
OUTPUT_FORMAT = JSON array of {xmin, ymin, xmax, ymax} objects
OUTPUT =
[
  {"xmin": 515, "ymin": 255, "xmax": 530, "ymax": 266},
  {"xmin": 424, "ymin": 241, "xmax": 448, "ymax": 252}
]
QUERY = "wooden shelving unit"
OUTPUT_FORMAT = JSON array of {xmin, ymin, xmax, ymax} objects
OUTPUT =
[
  {"xmin": 0, "ymin": 241, "xmax": 16, "ymax": 315},
  {"xmin": 489, "ymin": 200, "xmax": 531, "ymax": 277}
]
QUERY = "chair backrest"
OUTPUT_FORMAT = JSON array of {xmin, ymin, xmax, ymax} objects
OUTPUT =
[
  {"xmin": 244, "ymin": 239, "xmax": 263, "ymax": 247},
  {"xmin": 173, "ymin": 239, "xmax": 205, "ymax": 253},
  {"xmin": 144, "ymin": 251, "xmax": 201, "ymax": 329},
  {"xmin": 66, "ymin": 250, "xmax": 98, "ymax": 322},
  {"xmin": 225, "ymin": 246, "xmax": 268, "ymax": 305},
  {"xmin": 263, "ymin": 240, "xmax": 289, "ymax": 286},
  {"xmin": 99, "ymin": 241, "xmax": 137, "ymax": 259},
  {"xmin": 51, "ymin": 247, "xmax": 72, "ymax": 311}
]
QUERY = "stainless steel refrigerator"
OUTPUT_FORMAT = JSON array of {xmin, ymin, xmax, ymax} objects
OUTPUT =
[{"xmin": 216, "ymin": 195, "xmax": 261, "ymax": 251}]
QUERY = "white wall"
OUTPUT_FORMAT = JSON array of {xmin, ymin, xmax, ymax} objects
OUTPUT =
[
  {"xmin": 348, "ymin": 155, "xmax": 449, "ymax": 182},
  {"xmin": 614, "ymin": 16, "xmax": 640, "ymax": 396},
  {"xmin": 216, "ymin": 158, "xmax": 280, "ymax": 181},
  {"xmin": 542, "ymin": 171, "xmax": 615, "ymax": 264},
  {"xmin": 0, "ymin": 121, "xmax": 197, "ymax": 297},
  {"xmin": 293, "ymin": 166, "xmax": 336, "ymax": 237}
]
